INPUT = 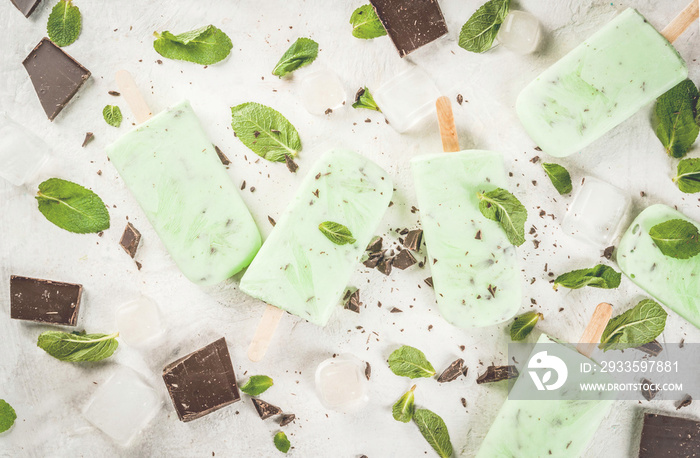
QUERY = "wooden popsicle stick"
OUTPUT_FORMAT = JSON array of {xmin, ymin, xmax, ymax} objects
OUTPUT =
[
  {"xmin": 248, "ymin": 305, "xmax": 284, "ymax": 362},
  {"xmin": 661, "ymin": 0, "xmax": 699, "ymax": 43},
  {"xmin": 436, "ymin": 96, "xmax": 460, "ymax": 153},
  {"xmin": 115, "ymin": 70, "xmax": 153, "ymax": 123},
  {"xmin": 576, "ymin": 302, "xmax": 613, "ymax": 358}
]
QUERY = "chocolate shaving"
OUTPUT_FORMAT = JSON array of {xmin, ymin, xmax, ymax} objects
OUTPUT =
[
  {"xmin": 365, "ymin": 362, "xmax": 371, "ymax": 380},
  {"xmin": 487, "ymin": 284, "xmax": 497, "ymax": 298},
  {"xmin": 268, "ymin": 216, "xmax": 276, "ymax": 227},
  {"xmin": 476, "ymin": 365, "xmax": 519, "ymax": 384},
  {"xmin": 108, "ymin": 90, "xmax": 120, "ymax": 96},
  {"xmin": 251, "ymin": 398, "xmax": 282, "ymax": 420},
  {"xmin": 82, "ymin": 132, "xmax": 94, "ymax": 147},
  {"xmin": 390, "ymin": 307, "xmax": 403, "ymax": 313},
  {"xmin": 437, "ymin": 359, "xmax": 465, "ymax": 383},
  {"xmin": 603, "ymin": 246, "xmax": 615, "ymax": 260},
  {"xmin": 676, "ymin": 394, "xmax": 693, "ymax": 410},
  {"xmin": 214, "ymin": 145, "xmax": 231, "ymax": 165}
]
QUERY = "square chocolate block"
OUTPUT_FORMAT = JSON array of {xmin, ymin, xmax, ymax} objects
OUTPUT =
[
  {"xmin": 119, "ymin": 222, "xmax": 141, "ymax": 258},
  {"xmin": 10, "ymin": 0, "xmax": 42, "ymax": 17},
  {"xmin": 639, "ymin": 413, "xmax": 700, "ymax": 457},
  {"xmin": 23, "ymin": 38, "xmax": 91, "ymax": 121},
  {"xmin": 162, "ymin": 337, "xmax": 240, "ymax": 422},
  {"xmin": 10, "ymin": 275, "xmax": 82, "ymax": 326},
  {"xmin": 370, "ymin": 0, "xmax": 448, "ymax": 57}
]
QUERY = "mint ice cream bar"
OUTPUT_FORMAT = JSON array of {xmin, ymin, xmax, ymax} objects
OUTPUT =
[
  {"xmin": 517, "ymin": 8, "xmax": 687, "ymax": 157},
  {"xmin": 240, "ymin": 150, "xmax": 392, "ymax": 326},
  {"xmin": 411, "ymin": 151, "xmax": 521, "ymax": 328},
  {"xmin": 617, "ymin": 204, "xmax": 700, "ymax": 328},
  {"xmin": 106, "ymin": 101, "xmax": 261, "ymax": 285}
]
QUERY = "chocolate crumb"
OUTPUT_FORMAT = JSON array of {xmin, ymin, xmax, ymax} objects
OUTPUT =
[
  {"xmin": 365, "ymin": 362, "xmax": 371, "ymax": 380},
  {"xmin": 108, "ymin": 90, "xmax": 120, "ymax": 96},
  {"xmin": 603, "ymin": 246, "xmax": 615, "ymax": 259},
  {"xmin": 534, "ymin": 146, "xmax": 542, "ymax": 151},
  {"xmin": 214, "ymin": 145, "xmax": 231, "ymax": 165},
  {"xmin": 268, "ymin": 216, "xmax": 276, "ymax": 227},
  {"xmin": 279, "ymin": 413, "xmax": 296, "ymax": 426},
  {"xmin": 135, "ymin": 261, "xmax": 142, "ymax": 270},
  {"xmin": 325, "ymin": 108, "xmax": 333, "ymax": 115},
  {"xmin": 285, "ymin": 154, "xmax": 298, "ymax": 173},
  {"xmin": 424, "ymin": 277, "xmax": 433, "ymax": 288},
  {"xmin": 437, "ymin": 359, "xmax": 465, "ymax": 383},
  {"xmin": 82, "ymin": 132, "xmax": 94, "ymax": 147},
  {"xmin": 390, "ymin": 307, "xmax": 403, "ymax": 313},
  {"xmin": 461, "ymin": 398, "xmax": 467, "ymax": 408},
  {"xmin": 530, "ymin": 156, "xmax": 540, "ymax": 163},
  {"xmin": 487, "ymin": 284, "xmax": 497, "ymax": 298},
  {"xmin": 676, "ymin": 394, "xmax": 692, "ymax": 410},
  {"xmin": 241, "ymin": 180, "xmax": 246, "ymax": 190},
  {"xmin": 456, "ymin": 94, "xmax": 463, "ymax": 105},
  {"xmin": 475, "ymin": 230, "xmax": 482, "ymax": 240},
  {"xmin": 250, "ymin": 187, "xmax": 256, "ymax": 193}
]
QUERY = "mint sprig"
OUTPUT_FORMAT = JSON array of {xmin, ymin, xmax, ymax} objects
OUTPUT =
[
  {"xmin": 103, "ymin": 105, "xmax": 122, "ymax": 128},
  {"xmin": 649, "ymin": 219, "xmax": 700, "ymax": 259},
  {"xmin": 477, "ymin": 188, "xmax": 527, "ymax": 246},
  {"xmin": 388, "ymin": 346, "xmax": 436, "ymax": 379},
  {"xmin": 673, "ymin": 158, "xmax": 700, "ymax": 193},
  {"xmin": 36, "ymin": 178, "xmax": 110, "ymax": 234},
  {"xmin": 458, "ymin": 0, "xmax": 510, "ymax": 53},
  {"xmin": 413, "ymin": 409, "xmax": 453, "ymax": 458},
  {"xmin": 240, "ymin": 375, "xmax": 274, "ymax": 396},
  {"xmin": 541, "ymin": 163, "xmax": 572, "ymax": 195},
  {"xmin": 274, "ymin": 431, "xmax": 290, "ymax": 453},
  {"xmin": 392, "ymin": 385, "xmax": 416, "ymax": 423},
  {"xmin": 318, "ymin": 221, "xmax": 356, "ymax": 246},
  {"xmin": 47, "ymin": 0, "xmax": 81, "ymax": 47},
  {"xmin": 652, "ymin": 79, "xmax": 699, "ymax": 159},
  {"xmin": 272, "ymin": 37, "xmax": 318, "ymax": 77},
  {"xmin": 553, "ymin": 264, "xmax": 621, "ymax": 290},
  {"xmin": 350, "ymin": 4, "xmax": 387, "ymax": 39},
  {"xmin": 599, "ymin": 299, "xmax": 667, "ymax": 351},
  {"xmin": 0, "ymin": 400, "xmax": 17, "ymax": 434},
  {"xmin": 154, "ymin": 25, "xmax": 232, "ymax": 65},
  {"xmin": 510, "ymin": 311, "xmax": 543, "ymax": 341},
  {"xmin": 230, "ymin": 102, "xmax": 301, "ymax": 162},
  {"xmin": 37, "ymin": 330, "xmax": 119, "ymax": 362},
  {"xmin": 352, "ymin": 87, "xmax": 381, "ymax": 112}
]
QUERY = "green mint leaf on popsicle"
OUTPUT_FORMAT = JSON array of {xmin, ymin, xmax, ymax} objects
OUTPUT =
[
  {"xmin": 477, "ymin": 188, "xmax": 527, "ymax": 246},
  {"xmin": 37, "ymin": 330, "xmax": 119, "ymax": 362},
  {"xmin": 352, "ymin": 87, "xmax": 381, "ymax": 112},
  {"xmin": 153, "ymin": 25, "xmax": 233, "ymax": 65},
  {"xmin": 458, "ymin": 0, "xmax": 510, "ymax": 53},
  {"xmin": 272, "ymin": 37, "xmax": 319, "ymax": 77},
  {"xmin": 231, "ymin": 102, "xmax": 301, "ymax": 162},
  {"xmin": 240, "ymin": 375, "xmax": 274, "ymax": 396},
  {"xmin": 413, "ymin": 408, "xmax": 453, "ymax": 458},
  {"xmin": 509, "ymin": 311, "xmax": 543, "ymax": 341},
  {"xmin": 649, "ymin": 219, "xmax": 700, "ymax": 259},
  {"xmin": 47, "ymin": 0, "xmax": 81, "ymax": 47},
  {"xmin": 273, "ymin": 431, "xmax": 291, "ymax": 453},
  {"xmin": 392, "ymin": 385, "xmax": 416, "ymax": 423},
  {"xmin": 652, "ymin": 79, "xmax": 699, "ymax": 159},
  {"xmin": 102, "ymin": 105, "xmax": 122, "ymax": 128},
  {"xmin": 673, "ymin": 158, "xmax": 700, "ymax": 193},
  {"xmin": 36, "ymin": 178, "xmax": 110, "ymax": 234},
  {"xmin": 541, "ymin": 163, "xmax": 572, "ymax": 195},
  {"xmin": 553, "ymin": 264, "xmax": 621, "ymax": 290},
  {"xmin": 388, "ymin": 345, "xmax": 436, "ymax": 379},
  {"xmin": 319, "ymin": 221, "xmax": 356, "ymax": 245},
  {"xmin": 0, "ymin": 400, "xmax": 17, "ymax": 434},
  {"xmin": 599, "ymin": 299, "xmax": 667, "ymax": 352},
  {"xmin": 350, "ymin": 4, "xmax": 387, "ymax": 39}
]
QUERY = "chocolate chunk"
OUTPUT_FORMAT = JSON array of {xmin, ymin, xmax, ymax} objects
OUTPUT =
[
  {"xmin": 214, "ymin": 145, "xmax": 231, "ymax": 165},
  {"xmin": 285, "ymin": 154, "xmax": 298, "ymax": 173},
  {"xmin": 369, "ymin": 0, "xmax": 448, "ymax": 57},
  {"xmin": 365, "ymin": 362, "xmax": 371, "ymax": 380},
  {"xmin": 393, "ymin": 249, "xmax": 416, "ymax": 270},
  {"xmin": 376, "ymin": 257, "xmax": 393, "ymax": 276},
  {"xmin": 641, "ymin": 379, "xmax": 659, "ymax": 401},
  {"xmin": 119, "ymin": 222, "xmax": 141, "ymax": 258},
  {"xmin": 251, "ymin": 398, "xmax": 282, "ymax": 420},
  {"xmin": 677, "ymin": 394, "xmax": 693, "ymax": 410},
  {"xmin": 10, "ymin": 275, "xmax": 82, "ymax": 326},
  {"xmin": 476, "ymin": 365, "xmax": 519, "ymax": 384},
  {"xmin": 344, "ymin": 289, "xmax": 362, "ymax": 313},
  {"xmin": 603, "ymin": 246, "xmax": 615, "ymax": 260},
  {"xmin": 82, "ymin": 132, "xmax": 94, "ymax": 147},
  {"xmin": 363, "ymin": 253, "xmax": 381, "ymax": 269},
  {"xmin": 437, "ymin": 358, "xmax": 465, "ymax": 383},
  {"xmin": 424, "ymin": 277, "xmax": 433, "ymax": 288},
  {"xmin": 639, "ymin": 413, "xmax": 700, "ymax": 458},
  {"xmin": 162, "ymin": 337, "xmax": 241, "ymax": 422},
  {"xmin": 366, "ymin": 236, "xmax": 383, "ymax": 253},
  {"xmin": 10, "ymin": 0, "xmax": 42, "ymax": 17},
  {"xmin": 279, "ymin": 413, "xmax": 296, "ymax": 426},
  {"xmin": 403, "ymin": 229, "xmax": 423, "ymax": 251},
  {"xmin": 636, "ymin": 340, "xmax": 663, "ymax": 357},
  {"xmin": 23, "ymin": 38, "xmax": 91, "ymax": 121}
]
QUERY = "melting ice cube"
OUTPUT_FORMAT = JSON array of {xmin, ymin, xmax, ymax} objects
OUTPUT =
[
  {"xmin": 315, "ymin": 354, "xmax": 368, "ymax": 412},
  {"xmin": 496, "ymin": 11, "xmax": 542, "ymax": 55}
]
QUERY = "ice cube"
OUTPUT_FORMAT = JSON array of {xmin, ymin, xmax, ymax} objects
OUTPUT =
[
  {"xmin": 299, "ymin": 70, "xmax": 347, "ymax": 116},
  {"xmin": 496, "ymin": 11, "xmax": 542, "ymax": 55},
  {"xmin": 373, "ymin": 66, "xmax": 441, "ymax": 133},
  {"xmin": 0, "ymin": 113, "xmax": 50, "ymax": 186},
  {"xmin": 83, "ymin": 367, "xmax": 162, "ymax": 446},
  {"xmin": 314, "ymin": 354, "xmax": 368, "ymax": 412},
  {"xmin": 115, "ymin": 296, "xmax": 164, "ymax": 347},
  {"xmin": 562, "ymin": 176, "xmax": 631, "ymax": 247}
]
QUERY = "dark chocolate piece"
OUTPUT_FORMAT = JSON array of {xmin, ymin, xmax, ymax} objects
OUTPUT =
[
  {"xmin": 636, "ymin": 340, "xmax": 663, "ymax": 357},
  {"xmin": 638, "ymin": 413, "xmax": 700, "ymax": 458},
  {"xmin": 476, "ymin": 365, "xmax": 519, "ymax": 384},
  {"xmin": 424, "ymin": 277, "xmax": 433, "ymax": 288},
  {"xmin": 366, "ymin": 236, "xmax": 383, "ymax": 253},
  {"xmin": 23, "ymin": 38, "xmax": 90, "ymax": 121},
  {"xmin": 369, "ymin": 0, "xmax": 448, "ymax": 57},
  {"xmin": 403, "ymin": 229, "xmax": 423, "ymax": 251},
  {"xmin": 214, "ymin": 145, "xmax": 230, "ymax": 166},
  {"xmin": 279, "ymin": 413, "xmax": 296, "ymax": 426},
  {"xmin": 162, "ymin": 337, "xmax": 240, "ymax": 422},
  {"xmin": 119, "ymin": 222, "xmax": 141, "ymax": 258},
  {"xmin": 10, "ymin": 0, "xmax": 42, "ymax": 17},
  {"xmin": 393, "ymin": 249, "xmax": 416, "ymax": 270},
  {"xmin": 251, "ymin": 398, "xmax": 282, "ymax": 420},
  {"xmin": 363, "ymin": 253, "xmax": 382, "ymax": 269},
  {"xmin": 677, "ymin": 394, "xmax": 693, "ymax": 410},
  {"xmin": 603, "ymin": 246, "xmax": 615, "ymax": 260},
  {"xmin": 437, "ymin": 359, "xmax": 465, "ymax": 383},
  {"xmin": 640, "ymin": 378, "xmax": 659, "ymax": 401},
  {"xmin": 376, "ymin": 257, "xmax": 392, "ymax": 276},
  {"xmin": 343, "ymin": 289, "xmax": 362, "ymax": 313},
  {"xmin": 10, "ymin": 275, "xmax": 82, "ymax": 326}
]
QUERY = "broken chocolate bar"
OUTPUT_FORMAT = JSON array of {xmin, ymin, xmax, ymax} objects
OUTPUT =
[
  {"xmin": 369, "ymin": 0, "xmax": 448, "ymax": 57},
  {"xmin": 251, "ymin": 398, "xmax": 282, "ymax": 420},
  {"xmin": 10, "ymin": 0, "xmax": 42, "ymax": 17},
  {"xmin": 119, "ymin": 222, "xmax": 141, "ymax": 258},
  {"xmin": 23, "ymin": 38, "xmax": 91, "ymax": 121},
  {"xmin": 403, "ymin": 229, "xmax": 423, "ymax": 251},
  {"xmin": 638, "ymin": 413, "xmax": 700, "ymax": 458},
  {"xmin": 392, "ymin": 249, "xmax": 416, "ymax": 270},
  {"xmin": 476, "ymin": 365, "xmax": 519, "ymax": 384},
  {"xmin": 437, "ymin": 359, "xmax": 465, "ymax": 383},
  {"xmin": 162, "ymin": 337, "xmax": 240, "ymax": 422},
  {"xmin": 10, "ymin": 275, "xmax": 82, "ymax": 326}
]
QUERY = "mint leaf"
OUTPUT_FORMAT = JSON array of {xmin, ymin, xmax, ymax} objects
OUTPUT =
[
  {"xmin": 649, "ymin": 219, "xmax": 700, "ymax": 259},
  {"xmin": 230, "ymin": 102, "xmax": 301, "ymax": 162},
  {"xmin": 47, "ymin": 0, "xmax": 81, "ymax": 47},
  {"xmin": 318, "ymin": 221, "xmax": 356, "ymax": 245},
  {"xmin": 352, "ymin": 87, "xmax": 381, "ymax": 112},
  {"xmin": 599, "ymin": 299, "xmax": 667, "ymax": 351},
  {"xmin": 273, "ymin": 431, "xmax": 290, "ymax": 453},
  {"xmin": 102, "ymin": 105, "xmax": 122, "ymax": 128},
  {"xmin": 154, "ymin": 25, "xmax": 232, "ymax": 65},
  {"xmin": 240, "ymin": 375, "xmax": 274, "ymax": 396},
  {"xmin": 510, "ymin": 311, "xmax": 543, "ymax": 341},
  {"xmin": 36, "ymin": 178, "xmax": 110, "ymax": 234},
  {"xmin": 553, "ymin": 264, "xmax": 621, "ymax": 290},
  {"xmin": 272, "ymin": 37, "xmax": 318, "ymax": 77},
  {"xmin": 458, "ymin": 0, "xmax": 510, "ymax": 53},
  {"xmin": 541, "ymin": 163, "xmax": 572, "ymax": 195},
  {"xmin": 477, "ymin": 188, "xmax": 527, "ymax": 246},
  {"xmin": 388, "ymin": 345, "xmax": 436, "ymax": 379},
  {"xmin": 350, "ymin": 4, "xmax": 387, "ymax": 39},
  {"xmin": 392, "ymin": 385, "xmax": 416, "ymax": 423},
  {"xmin": 673, "ymin": 158, "xmax": 700, "ymax": 193},
  {"xmin": 652, "ymin": 79, "xmax": 699, "ymax": 159},
  {"xmin": 37, "ymin": 331, "xmax": 119, "ymax": 362},
  {"xmin": 0, "ymin": 400, "xmax": 17, "ymax": 434},
  {"xmin": 413, "ymin": 409, "xmax": 453, "ymax": 458}
]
